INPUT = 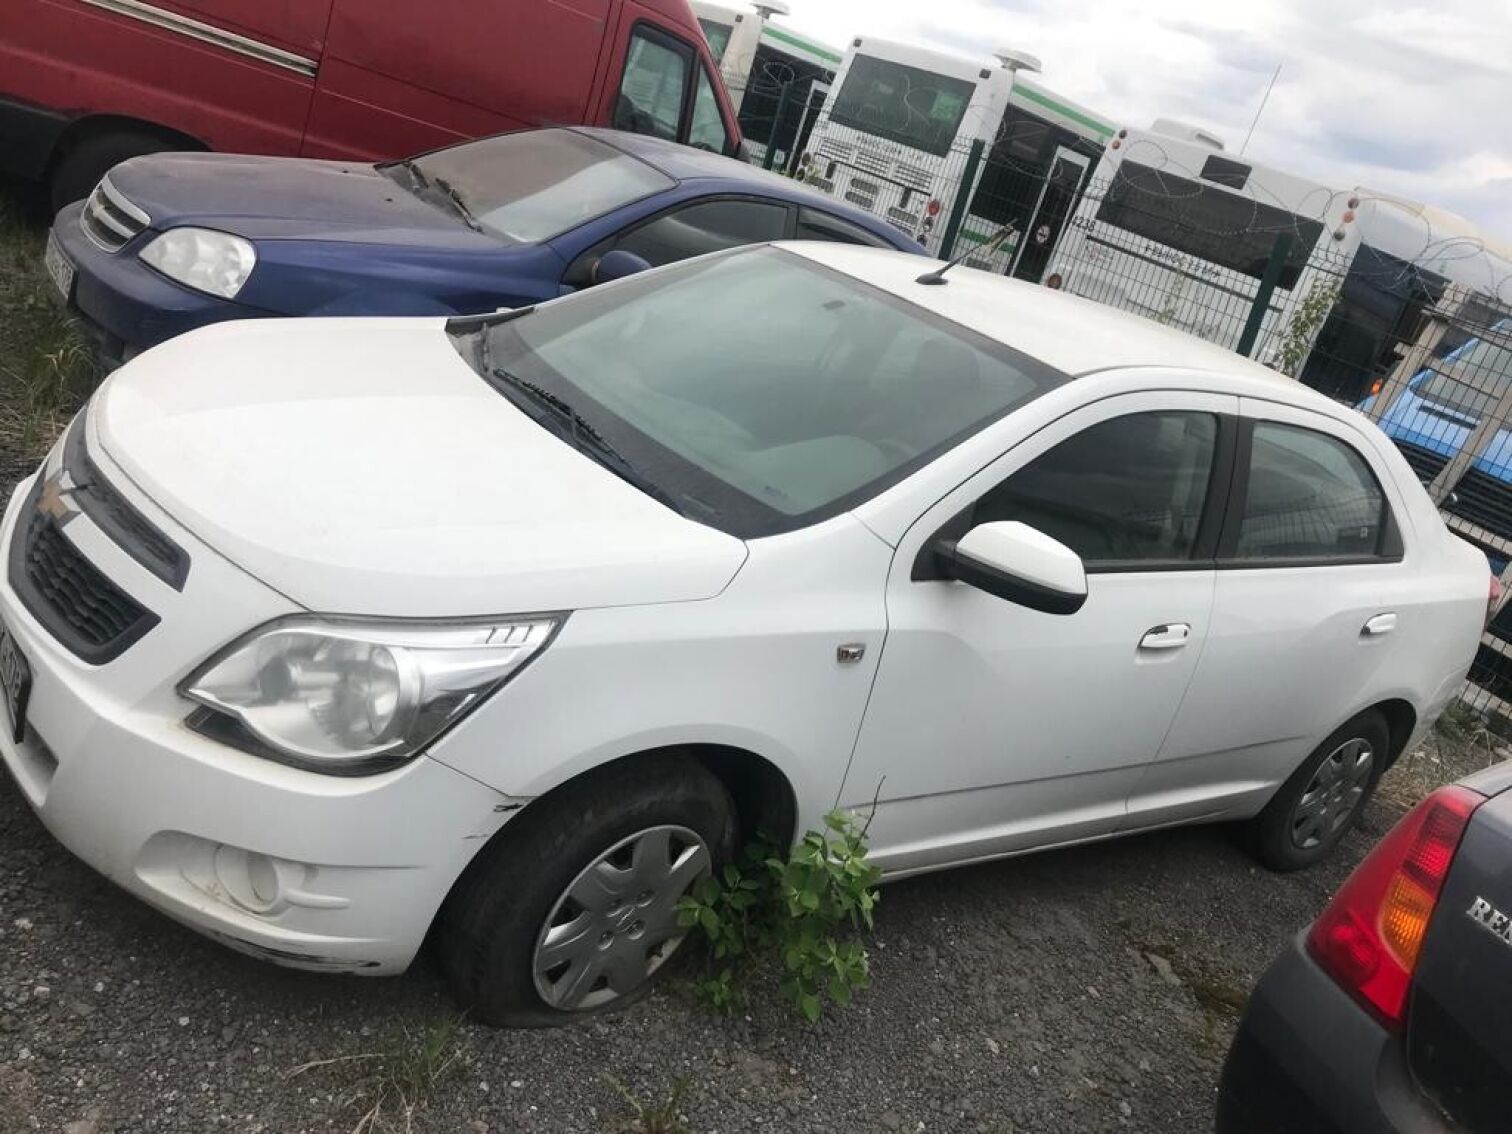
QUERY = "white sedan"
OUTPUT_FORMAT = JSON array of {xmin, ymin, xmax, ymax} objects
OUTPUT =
[{"xmin": 0, "ymin": 243, "xmax": 1489, "ymax": 1026}]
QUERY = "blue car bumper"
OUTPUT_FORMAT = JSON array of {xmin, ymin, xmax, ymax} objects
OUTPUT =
[{"xmin": 49, "ymin": 203, "xmax": 271, "ymax": 365}]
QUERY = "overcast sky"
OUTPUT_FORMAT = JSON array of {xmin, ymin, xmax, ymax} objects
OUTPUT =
[{"xmin": 779, "ymin": 0, "xmax": 1512, "ymax": 240}]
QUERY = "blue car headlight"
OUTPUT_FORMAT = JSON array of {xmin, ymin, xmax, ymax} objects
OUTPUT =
[{"xmin": 140, "ymin": 227, "xmax": 257, "ymax": 299}]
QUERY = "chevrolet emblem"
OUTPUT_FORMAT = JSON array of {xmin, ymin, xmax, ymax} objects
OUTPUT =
[{"xmin": 37, "ymin": 470, "xmax": 78, "ymax": 526}]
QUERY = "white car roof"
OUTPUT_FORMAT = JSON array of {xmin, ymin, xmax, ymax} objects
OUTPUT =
[{"xmin": 781, "ymin": 242, "xmax": 1313, "ymax": 387}]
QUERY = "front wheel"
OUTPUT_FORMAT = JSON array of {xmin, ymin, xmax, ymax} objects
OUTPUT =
[
  {"xmin": 1244, "ymin": 710, "xmax": 1389, "ymax": 871},
  {"xmin": 437, "ymin": 754, "xmax": 735, "ymax": 1027}
]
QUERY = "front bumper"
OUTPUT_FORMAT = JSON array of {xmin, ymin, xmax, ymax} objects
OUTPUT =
[
  {"xmin": 0, "ymin": 454, "xmax": 516, "ymax": 974},
  {"xmin": 49, "ymin": 202, "xmax": 268, "ymax": 364},
  {"xmin": 1217, "ymin": 935, "xmax": 1451, "ymax": 1133}
]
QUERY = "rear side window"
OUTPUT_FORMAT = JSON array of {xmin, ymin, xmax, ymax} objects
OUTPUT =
[
  {"xmin": 615, "ymin": 199, "xmax": 789, "ymax": 266},
  {"xmin": 1234, "ymin": 423, "xmax": 1390, "ymax": 560},
  {"xmin": 616, "ymin": 29, "xmax": 691, "ymax": 140},
  {"xmin": 974, "ymin": 411, "xmax": 1219, "ymax": 565},
  {"xmin": 795, "ymin": 207, "xmax": 895, "ymax": 249}
]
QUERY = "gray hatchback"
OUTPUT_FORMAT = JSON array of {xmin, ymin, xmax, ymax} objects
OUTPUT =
[{"xmin": 1217, "ymin": 757, "xmax": 1512, "ymax": 1132}]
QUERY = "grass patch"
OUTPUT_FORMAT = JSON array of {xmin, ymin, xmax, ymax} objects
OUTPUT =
[
  {"xmin": 608, "ymin": 1077, "xmax": 694, "ymax": 1134},
  {"xmin": 287, "ymin": 1015, "xmax": 464, "ymax": 1134},
  {"xmin": 0, "ymin": 186, "xmax": 94, "ymax": 465}
]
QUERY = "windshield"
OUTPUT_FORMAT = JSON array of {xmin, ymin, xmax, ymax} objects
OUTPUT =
[
  {"xmin": 463, "ymin": 247, "xmax": 1065, "ymax": 537},
  {"xmin": 828, "ymin": 55, "xmax": 976, "ymax": 158},
  {"xmin": 1094, "ymin": 161, "xmax": 1324, "ymax": 288},
  {"xmin": 1419, "ymin": 331, "xmax": 1512, "ymax": 419},
  {"xmin": 386, "ymin": 130, "xmax": 674, "ymax": 244}
]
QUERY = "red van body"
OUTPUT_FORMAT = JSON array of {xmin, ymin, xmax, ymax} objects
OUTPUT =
[{"xmin": 0, "ymin": 0, "xmax": 742, "ymax": 206}]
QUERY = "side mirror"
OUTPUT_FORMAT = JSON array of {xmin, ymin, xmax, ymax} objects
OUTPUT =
[
  {"xmin": 590, "ymin": 249, "xmax": 653, "ymax": 286},
  {"xmin": 934, "ymin": 521, "xmax": 1087, "ymax": 614}
]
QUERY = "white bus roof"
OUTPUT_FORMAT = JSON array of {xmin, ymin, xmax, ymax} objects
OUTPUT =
[
  {"xmin": 690, "ymin": 1, "xmax": 742, "ymax": 25},
  {"xmin": 1009, "ymin": 73, "xmax": 1116, "ymax": 141},
  {"xmin": 759, "ymin": 23, "xmax": 843, "ymax": 68},
  {"xmin": 1112, "ymin": 127, "xmax": 1343, "ymax": 218},
  {"xmin": 846, "ymin": 36, "xmax": 997, "ymax": 83}
]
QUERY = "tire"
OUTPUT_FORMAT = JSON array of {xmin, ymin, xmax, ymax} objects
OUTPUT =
[
  {"xmin": 1245, "ymin": 710, "xmax": 1390, "ymax": 872},
  {"xmin": 436, "ymin": 754, "xmax": 736, "ymax": 1027},
  {"xmin": 50, "ymin": 130, "xmax": 180, "ymax": 213}
]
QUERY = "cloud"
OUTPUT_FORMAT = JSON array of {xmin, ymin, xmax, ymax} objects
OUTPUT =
[{"xmin": 776, "ymin": 0, "xmax": 1512, "ymax": 239}]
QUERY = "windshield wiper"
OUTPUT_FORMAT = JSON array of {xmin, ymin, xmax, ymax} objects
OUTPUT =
[
  {"xmin": 432, "ymin": 175, "xmax": 482, "ymax": 232},
  {"xmin": 490, "ymin": 368, "xmax": 685, "ymax": 516},
  {"xmin": 397, "ymin": 159, "xmax": 431, "ymax": 190}
]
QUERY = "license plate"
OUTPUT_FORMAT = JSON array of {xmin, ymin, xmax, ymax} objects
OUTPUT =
[
  {"xmin": 44, "ymin": 231, "xmax": 75, "ymax": 302},
  {"xmin": 0, "ymin": 622, "xmax": 33, "ymax": 745}
]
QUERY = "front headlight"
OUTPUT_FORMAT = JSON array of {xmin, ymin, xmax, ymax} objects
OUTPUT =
[
  {"xmin": 139, "ymin": 227, "xmax": 257, "ymax": 298},
  {"xmin": 182, "ymin": 616, "xmax": 561, "ymax": 774}
]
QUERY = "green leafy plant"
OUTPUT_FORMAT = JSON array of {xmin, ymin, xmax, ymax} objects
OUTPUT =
[
  {"xmin": 1269, "ymin": 280, "xmax": 1340, "ymax": 377},
  {"xmin": 676, "ymin": 809, "xmax": 882, "ymax": 1023}
]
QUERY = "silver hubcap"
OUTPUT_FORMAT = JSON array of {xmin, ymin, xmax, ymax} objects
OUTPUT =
[
  {"xmin": 532, "ymin": 825, "xmax": 711, "ymax": 1011},
  {"xmin": 1291, "ymin": 738, "xmax": 1374, "ymax": 850}
]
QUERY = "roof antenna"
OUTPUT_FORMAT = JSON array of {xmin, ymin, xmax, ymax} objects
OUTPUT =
[{"xmin": 915, "ymin": 224, "xmax": 1018, "ymax": 285}]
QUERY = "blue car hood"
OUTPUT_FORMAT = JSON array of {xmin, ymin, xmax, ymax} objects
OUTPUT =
[{"xmin": 108, "ymin": 152, "xmax": 496, "ymax": 249}]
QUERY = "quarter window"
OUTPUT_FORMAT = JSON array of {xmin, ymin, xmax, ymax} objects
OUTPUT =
[
  {"xmin": 974, "ymin": 412, "xmax": 1218, "ymax": 564},
  {"xmin": 615, "ymin": 199, "xmax": 789, "ymax": 266},
  {"xmin": 616, "ymin": 30, "xmax": 691, "ymax": 141},
  {"xmin": 795, "ymin": 207, "xmax": 894, "ymax": 248},
  {"xmin": 689, "ymin": 68, "xmax": 731, "ymax": 154},
  {"xmin": 1234, "ymin": 423, "xmax": 1389, "ymax": 560}
]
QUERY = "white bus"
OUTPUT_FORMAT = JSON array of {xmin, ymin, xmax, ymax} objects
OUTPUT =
[
  {"xmin": 691, "ymin": 2, "xmax": 842, "ymax": 168},
  {"xmin": 1300, "ymin": 194, "xmax": 1512, "ymax": 401},
  {"xmin": 1046, "ymin": 121, "xmax": 1361, "ymax": 356},
  {"xmin": 799, "ymin": 36, "xmax": 1116, "ymax": 277}
]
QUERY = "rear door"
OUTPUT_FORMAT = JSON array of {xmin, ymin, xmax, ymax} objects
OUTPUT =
[
  {"xmin": 302, "ymin": 0, "xmax": 613, "ymax": 159},
  {"xmin": 1138, "ymin": 397, "xmax": 1421, "ymax": 827},
  {"xmin": 1409, "ymin": 782, "xmax": 1512, "ymax": 1133}
]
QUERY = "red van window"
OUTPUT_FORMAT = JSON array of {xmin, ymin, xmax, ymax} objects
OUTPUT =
[
  {"xmin": 615, "ymin": 29, "xmax": 692, "ymax": 140},
  {"xmin": 688, "ymin": 67, "xmax": 730, "ymax": 153}
]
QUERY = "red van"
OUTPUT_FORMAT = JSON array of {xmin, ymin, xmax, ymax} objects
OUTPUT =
[{"xmin": 0, "ymin": 0, "xmax": 742, "ymax": 209}]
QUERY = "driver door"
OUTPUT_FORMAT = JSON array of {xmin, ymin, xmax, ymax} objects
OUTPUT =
[{"xmin": 842, "ymin": 391, "xmax": 1237, "ymax": 875}]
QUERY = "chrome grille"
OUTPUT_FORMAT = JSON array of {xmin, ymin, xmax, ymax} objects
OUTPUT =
[
  {"xmin": 844, "ymin": 191, "xmax": 877, "ymax": 210},
  {"xmin": 887, "ymin": 207, "xmax": 920, "ymax": 227},
  {"xmin": 849, "ymin": 178, "xmax": 881, "ymax": 197},
  {"xmin": 853, "ymin": 150, "xmax": 892, "ymax": 177},
  {"xmin": 895, "ymin": 163, "xmax": 934, "ymax": 191},
  {"xmin": 80, "ymin": 177, "xmax": 149, "ymax": 253}
]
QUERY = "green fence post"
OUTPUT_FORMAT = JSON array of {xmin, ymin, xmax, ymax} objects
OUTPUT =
[
  {"xmin": 763, "ymin": 83, "xmax": 794, "ymax": 171},
  {"xmin": 1236, "ymin": 232, "xmax": 1295, "ymax": 358},
  {"xmin": 937, "ymin": 139, "xmax": 984, "ymax": 261}
]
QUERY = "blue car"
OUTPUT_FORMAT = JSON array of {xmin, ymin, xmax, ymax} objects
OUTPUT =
[
  {"xmin": 1368, "ymin": 319, "xmax": 1512, "ymax": 536},
  {"xmin": 44, "ymin": 127, "xmax": 920, "ymax": 367}
]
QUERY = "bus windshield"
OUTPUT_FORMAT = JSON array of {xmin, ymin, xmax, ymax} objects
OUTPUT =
[
  {"xmin": 828, "ymin": 55, "xmax": 975, "ymax": 158},
  {"xmin": 1095, "ymin": 161, "xmax": 1324, "ymax": 288}
]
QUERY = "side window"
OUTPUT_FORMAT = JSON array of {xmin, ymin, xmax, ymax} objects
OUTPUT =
[
  {"xmin": 795, "ymin": 207, "xmax": 895, "ymax": 249},
  {"xmin": 689, "ymin": 68, "xmax": 731, "ymax": 153},
  {"xmin": 616, "ymin": 29, "xmax": 692, "ymax": 141},
  {"xmin": 1235, "ymin": 422, "xmax": 1390, "ymax": 560},
  {"xmin": 615, "ymin": 199, "xmax": 789, "ymax": 267},
  {"xmin": 974, "ymin": 412, "xmax": 1218, "ymax": 564}
]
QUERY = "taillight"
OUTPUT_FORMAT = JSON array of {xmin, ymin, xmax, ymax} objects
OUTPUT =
[
  {"xmin": 1307, "ymin": 785, "xmax": 1484, "ymax": 1028},
  {"xmin": 1369, "ymin": 378, "xmax": 1384, "ymax": 397},
  {"xmin": 926, "ymin": 199, "xmax": 942, "ymax": 217},
  {"xmin": 1489, "ymin": 574, "xmax": 1503, "ymax": 628}
]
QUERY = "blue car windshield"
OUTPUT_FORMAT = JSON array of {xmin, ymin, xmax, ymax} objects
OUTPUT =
[{"xmin": 390, "ymin": 130, "xmax": 674, "ymax": 244}]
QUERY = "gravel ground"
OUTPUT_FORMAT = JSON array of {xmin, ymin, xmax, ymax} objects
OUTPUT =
[
  {"xmin": 0, "ymin": 722, "xmax": 1495, "ymax": 1134},
  {"xmin": 0, "ymin": 180, "xmax": 1503, "ymax": 1133}
]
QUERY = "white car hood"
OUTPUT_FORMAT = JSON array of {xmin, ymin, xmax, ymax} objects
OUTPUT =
[{"xmin": 94, "ymin": 318, "xmax": 748, "ymax": 616}]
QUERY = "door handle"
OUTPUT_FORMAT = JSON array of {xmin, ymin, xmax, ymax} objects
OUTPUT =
[
  {"xmin": 1362, "ymin": 613, "xmax": 1398, "ymax": 637},
  {"xmin": 1139, "ymin": 623, "xmax": 1191, "ymax": 650}
]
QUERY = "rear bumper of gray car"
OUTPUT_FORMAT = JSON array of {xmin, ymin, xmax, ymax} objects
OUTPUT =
[{"xmin": 1216, "ymin": 934, "xmax": 1452, "ymax": 1134}]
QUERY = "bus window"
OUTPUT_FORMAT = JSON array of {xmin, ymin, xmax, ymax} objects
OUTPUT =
[
  {"xmin": 617, "ymin": 29, "xmax": 693, "ymax": 141},
  {"xmin": 1095, "ymin": 161, "xmax": 1324, "ymax": 288},
  {"xmin": 699, "ymin": 19, "xmax": 733, "ymax": 62},
  {"xmin": 826, "ymin": 56, "xmax": 974, "ymax": 158}
]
